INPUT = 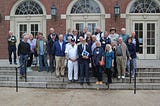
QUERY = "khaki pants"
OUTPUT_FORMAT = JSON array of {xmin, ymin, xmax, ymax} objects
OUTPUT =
[
  {"xmin": 116, "ymin": 56, "xmax": 126, "ymax": 76},
  {"xmin": 55, "ymin": 56, "xmax": 65, "ymax": 77}
]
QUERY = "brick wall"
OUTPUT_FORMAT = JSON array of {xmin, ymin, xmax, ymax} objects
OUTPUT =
[{"xmin": 0, "ymin": 0, "xmax": 130, "ymax": 59}]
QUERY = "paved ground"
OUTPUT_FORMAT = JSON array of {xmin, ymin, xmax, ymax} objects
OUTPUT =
[{"xmin": 0, "ymin": 87, "xmax": 160, "ymax": 106}]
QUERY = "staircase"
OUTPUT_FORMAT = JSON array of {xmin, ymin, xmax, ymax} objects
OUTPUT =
[{"xmin": 0, "ymin": 66, "xmax": 160, "ymax": 90}]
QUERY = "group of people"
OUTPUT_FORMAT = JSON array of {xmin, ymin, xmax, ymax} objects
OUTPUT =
[{"xmin": 7, "ymin": 26, "xmax": 139, "ymax": 84}]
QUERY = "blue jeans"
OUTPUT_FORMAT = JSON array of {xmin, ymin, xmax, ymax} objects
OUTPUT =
[
  {"xmin": 79, "ymin": 61, "xmax": 90, "ymax": 83},
  {"xmin": 19, "ymin": 54, "xmax": 28, "ymax": 75},
  {"xmin": 127, "ymin": 58, "xmax": 136, "ymax": 76},
  {"xmin": 39, "ymin": 55, "xmax": 48, "ymax": 71}
]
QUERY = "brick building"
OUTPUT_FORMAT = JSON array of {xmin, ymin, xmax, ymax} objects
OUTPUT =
[{"xmin": 0, "ymin": 0, "xmax": 160, "ymax": 60}]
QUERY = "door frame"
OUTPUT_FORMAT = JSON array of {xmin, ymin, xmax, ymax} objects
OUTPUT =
[
  {"xmin": 17, "ymin": 21, "xmax": 41, "ymax": 44},
  {"xmin": 132, "ymin": 20, "xmax": 158, "ymax": 59}
]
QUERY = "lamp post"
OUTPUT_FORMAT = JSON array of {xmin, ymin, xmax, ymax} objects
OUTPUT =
[
  {"xmin": 114, "ymin": 3, "xmax": 120, "ymax": 21},
  {"xmin": 51, "ymin": 5, "xmax": 57, "ymax": 20}
]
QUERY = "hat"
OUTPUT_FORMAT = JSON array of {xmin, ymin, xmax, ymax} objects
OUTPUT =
[
  {"xmin": 71, "ymin": 38, "xmax": 75, "ymax": 42},
  {"xmin": 110, "ymin": 27, "xmax": 116, "ymax": 32}
]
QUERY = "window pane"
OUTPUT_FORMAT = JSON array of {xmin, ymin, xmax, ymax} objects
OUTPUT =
[
  {"xmin": 31, "ymin": 24, "xmax": 39, "ymax": 38},
  {"xmin": 15, "ymin": 1, "xmax": 43, "ymax": 15},
  {"xmin": 130, "ymin": 0, "xmax": 160, "ymax": 13},
  {"xmin": 76, "ymin": 23, "xmax": 84, "ymax": 36},
  {"xmin": 88, "ymin": 23, "xmax": 96, "ymax": 34},
  {"xmin": 147, "ymin": 47, "xmax": 155, "ymax": 54},
  {"xmin": 135, "ymin": 23, "xmax": 143, "ymax": 54},
  {"xmin": 71, "ymin": 0, "xmax": 101, "ymax": 13}
]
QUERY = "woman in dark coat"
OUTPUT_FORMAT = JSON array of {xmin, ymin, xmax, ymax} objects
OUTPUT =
[{"xmin": 93, "ymin": 42, "xmax": 104, "ymax": 85}]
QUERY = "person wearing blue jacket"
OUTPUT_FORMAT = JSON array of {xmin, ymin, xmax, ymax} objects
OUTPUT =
[
  {"xmin": 104, "ymin": 44, "xmax": 114, "ymax": 84},
  {"xmin": 127, "ymin": 37, "xmax": 136, "ymax": 77},
  {"xmin": 93, "ymin": 42, "xmax": 104, "ymax": 85},
  {"xmin": 54, "ymin": 34, "xmax": 66, "ymax": 77}
]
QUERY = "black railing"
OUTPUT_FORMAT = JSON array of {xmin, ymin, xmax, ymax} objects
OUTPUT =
[
  {"xmin": 134, "ymin": 69, "xmax": 137, "ymax": 94},
  {"xmin": 15, "ymin": 59, "xmax": 27, "ymax": 92}
]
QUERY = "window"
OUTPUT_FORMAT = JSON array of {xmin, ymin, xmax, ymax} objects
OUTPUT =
[
  {"xmin": 135, "ymin": 23, "xmax": 143, "ymax": 54},
  {"xmin": 71, "ymin": 0, "xmax": 101, "ymax": 13},
  {"xmin": 130, "ymin": 0, "xmax": 160, "ymax": 13},
  {"xmin": 15, "ymin": 1, "xmax": 43, "ymax": 15}
]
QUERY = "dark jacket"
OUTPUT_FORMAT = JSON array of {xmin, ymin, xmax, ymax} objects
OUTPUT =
[
  {"xmin": 47, "ymin": 33, "xmax": 58, "ymax": 41},
  {"xmin": 100, "ymin": 37, "xmax": 111, "ymax": 50},
  {"xmin": 7, "ymin": 35, "xmax": 17, "ymax": 46},
  {"xmin": 127, "ymin": 43, "xmax": 136, "ymax": 59},
  {"xmin": 78, "ymin": 43, "xmax": 91, "ymax": 63},
  {"xmin": 18, "ymin": 41, "xmax": 30, "ymax": 56},
  {"xmin": 93, "ymin": 47, "xmax": 104, "ymax": 66},
  {"xmin": 48, "ymin": 39, "xmax": 55, "ymax": 55},
  {"xmin": 132, "ymin": 37, "xmax": 139, "ymax": 53},
  {"xmin": 54, "ymin": 40, "xmax": 66, "ymax": 56}
]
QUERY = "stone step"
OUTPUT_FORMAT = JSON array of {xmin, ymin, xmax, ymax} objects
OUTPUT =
[
  {"xmin": 1, "ymin": 69, "xmax": 160, "ymax": 76},
  {"xmin": 1, "ymin": 75, "xmax": 160, "ymax": 83},
  {"xmin": 137, "ymin": 68, "xmax": 160, "ymax": 72},
  {"xmin": 0, "ymin": 81, "xmax": 160, "ymax": 90},
  {"xmin": 137, "ymin": 72, "xmax": 160, "ymax": 77}
]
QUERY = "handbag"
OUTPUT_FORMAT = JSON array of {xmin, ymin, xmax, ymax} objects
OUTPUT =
[{"xmin": 99, "ymin": 59, "xmax": 105, "ymax": 66}]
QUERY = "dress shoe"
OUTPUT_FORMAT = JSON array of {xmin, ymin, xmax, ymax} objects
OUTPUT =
[
  {"xmin": 80, "ymin": 82, "xmax": 83, "ymax": 85},
  {"xmin": 87, "ymin": 82, "xmax": 90, "ymax": 85}
]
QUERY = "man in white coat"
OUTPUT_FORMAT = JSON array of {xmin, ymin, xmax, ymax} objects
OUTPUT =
[{"xmin": 65, "ymin": 38, "xmax": 79, "ymax": 82}]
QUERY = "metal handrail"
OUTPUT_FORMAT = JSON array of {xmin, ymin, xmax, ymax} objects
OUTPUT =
[
  {"xmin": 15, "ymin": 59, "xmax": 27, "ymax": 92},
  {"xmin": 134, "ymin": 69, "xmax": 137, "ymax": 94}
]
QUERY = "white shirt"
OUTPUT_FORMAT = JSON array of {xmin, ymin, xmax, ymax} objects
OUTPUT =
[
  {"xmin": 108, "ymin": 33, "xmax": 119, "ymax": 42},
  {"xmin": 65, "ymin": 43, "xmax": 71, "ymax": 54},
  {"xmin": 59, "ymin": 41, "xmax": 63, "ymax": 50},
  {"xmin": 66, "ymin": 44, "xmax": 78, "ymax": 59}
]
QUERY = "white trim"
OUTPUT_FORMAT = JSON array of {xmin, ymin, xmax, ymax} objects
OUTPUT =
[
  {"xmin": 120, "ymin": 14, "xmax": 126, "ymax": 18},
  {"xmin": 9, "ymin": 0, "xmax": 47, "ymax": 46},
  {"xmin": 5, "ymin": 16, "xmax": 10, "ymax": 20},
  {"xmin": 105, "ymin": 14, "xmax": 111, "ymax": 18},
  {"xmin": 46, "ymin": 15, "xmax": 52, "ymax": 19},
  {"xmin": 61, "ymin": 14, "xmax": 66, "ymax": 19},
  {"xmin": 66, "ymin": 0, "xmax": 106, "ymax": 32}
]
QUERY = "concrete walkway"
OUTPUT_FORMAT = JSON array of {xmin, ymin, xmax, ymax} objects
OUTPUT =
[{"xmin": 0, "ymin": 87, "xmax": 160, "ymax": 106}]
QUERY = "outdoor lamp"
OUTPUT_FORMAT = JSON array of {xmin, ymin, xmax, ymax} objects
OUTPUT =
[
  {"xmin": 114, "ymin": 3, "xmax": 120, "ymax": 21},
  {"xmin": 51, "ymin": 5, "xmax": 57, "ymax": 19}
]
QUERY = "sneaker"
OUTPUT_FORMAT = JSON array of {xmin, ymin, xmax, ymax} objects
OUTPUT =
[
  {"xmin": 96, "ymin": 81, "xmax": 100, "ymax": 84},
  {"xmin": 122, "ymin": 76, "xmax": 125, "ymax": 79},
  {"xmin": 99, "ymin": 81, "xmax": 103, "ymax": 85},
  {"xmin": 131, "ymin": 75, "xmax": 134, "ymax": 78},
  {"xmin": 118, "ymin": 76, "xmax": 121, "ymax": 79}
]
